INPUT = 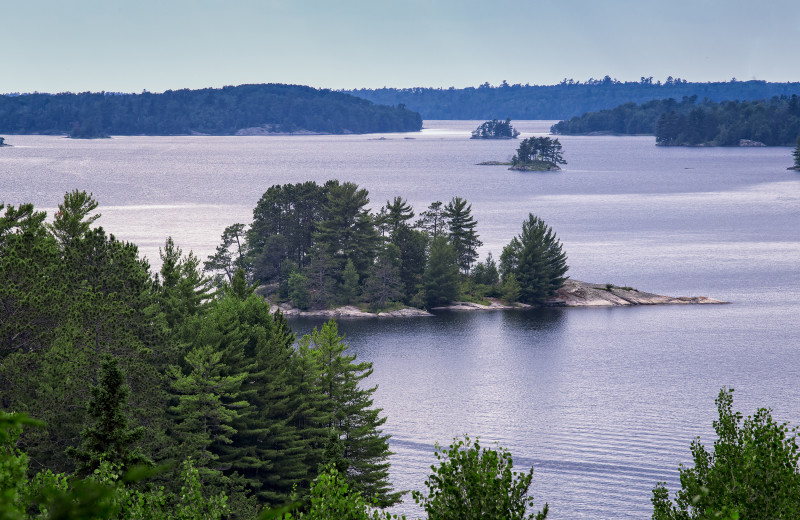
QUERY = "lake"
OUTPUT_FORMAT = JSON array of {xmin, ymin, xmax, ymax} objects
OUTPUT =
[{"xmin": 2, "ymin": 121, "xmax": 799, "ymax": 518}]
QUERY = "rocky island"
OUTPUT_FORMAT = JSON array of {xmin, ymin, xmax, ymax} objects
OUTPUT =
[{"xmin": 265, "ymin": 279, "xmax": 726, "ymax": 318}]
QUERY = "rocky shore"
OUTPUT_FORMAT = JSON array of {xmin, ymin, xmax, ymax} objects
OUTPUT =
[{"xmin": 265, "ymin": 280, "xmax": 726, "ymax": 318}]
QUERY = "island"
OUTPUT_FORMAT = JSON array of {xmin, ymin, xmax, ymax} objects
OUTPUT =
[
  {"xmin": 264, "ymin": 279, "xmax": 726, "ymax": 318},
  {"xmin": 0, "ymin": 83, "xmax": 423, "ymax": 136},
  {"xmin": 791, "ymin": 136, "xmax": 800, "ymax": 170},
  {"xmin": 0, "ymin": 137, "xmax": 8, "ymax": 146},
  {"xmin": 478, "ymin": 136, "xmax": 566, "ymax": 171},
  {"xmin": 471, "ymin": 118, "xmax": 520, "ymax": 139}
]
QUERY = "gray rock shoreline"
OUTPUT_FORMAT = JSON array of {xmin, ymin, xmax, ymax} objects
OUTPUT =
[{"xmin": 266, "ymin": 280, "xmax": 726, "ymax": 319}]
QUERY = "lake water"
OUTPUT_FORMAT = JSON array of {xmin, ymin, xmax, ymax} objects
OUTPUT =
[{"xmin": 2, "ymin": 121, "xmax": 799, "ymax": 519}]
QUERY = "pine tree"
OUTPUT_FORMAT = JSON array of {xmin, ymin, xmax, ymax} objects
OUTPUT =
[
  {"xmin": 793, "ymin": 135, "xmax": 800, "ymax": 169},
  {"xmin": 47, "ymin": 190, "xmax": 101, "ymax": 249},
  {"xmin": 66, "ymin": 355, "xmax": 152, "ymax": 477},
  {"xmin": 340, "ymin": 259, "xmax": 361, "ymax": 305},
  {"xmin": 383, "ymin": 196, "xmax": 415, "ymax": 237},
  {"xmin": 416, "ymin": 201, "xmax": 447, "ymax": 237},
  {"xmin": 362, "ymin": 245, "xmax": 403, "ymax": 311},
  {"xmin": 500, "ymin": 214, "xmax": 568, "ymax": 303},
  {"xmin": 306, "ymin": 320, "xmax": 400, "ymax": 505},
  {"xmin": 169, "ymin": 344, "xmax": 247, "ymax": 484},
  {"xmin": 444, "ymin": 197, "xmax": 482, "ymax": 274},
  {"xmin": 422, "ymin": 236, "xmax": 461, "ymax": 308}
]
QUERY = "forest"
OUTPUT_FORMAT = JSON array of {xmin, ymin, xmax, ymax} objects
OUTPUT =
[
  {"xmin": 3, "ymin": 192, "xmax": 800, "ymax": 519},
  {"xmin": 348, "ymin": 77, "xmax": 800, "ymax": 120},
  {"xmin": 205, "ymin": 181, "xmax": 569, "ymax": 311},
  {"xmin": 551, "ymin": 95, "xmax": 800, "ymax": 146},
  {"xmin": 0, "ymin": 84, "xmax": 422, "ymax": 137}
]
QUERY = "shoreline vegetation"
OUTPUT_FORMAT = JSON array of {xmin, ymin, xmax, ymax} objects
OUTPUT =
[
  {"xmin": 0, "ymin": 83, "xmax": 423, "ymax": 137},
  {"xmin": 267, "ymin": 279, "xmax": 726, "ymax": 318},
  {"xmin": 551, "ymin": 95, "xmax": 800, "ymax": 147}
]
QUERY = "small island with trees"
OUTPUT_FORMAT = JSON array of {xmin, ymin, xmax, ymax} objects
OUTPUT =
[
  {"xmin": 471, "ymin": 118, "xmax": 520, "ymax": 139},
  {"xmin": 791, "ymin": 136, "xmax": 800, "ymax": 170},
  {"xmin": 0, "ymin": 137, "xmax": 8, "ymax": 146},
  {"xmin": 479, "ymin": 136, "xmax": 567, "ymax": 171}
]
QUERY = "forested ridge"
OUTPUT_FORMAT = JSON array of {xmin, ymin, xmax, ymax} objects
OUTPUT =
[
  {"xmin": 348, "ymin": 77, "xmax": 800, "ymax": 120},
  {"xmin": 0, "ymin": 84, "xmax": 422, "ymax": 137},
  {"xmin": 551, "ymin": 95, "xmax": 800, "ymax": 146}
]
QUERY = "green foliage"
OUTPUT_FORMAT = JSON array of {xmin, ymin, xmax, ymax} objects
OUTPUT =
[
  {"xmin": 362, "ymin": 245, "xmax": 403, "ymax": 311},
  {"xmin": 500, "ymin": 214, "xmax": 568, "ymax": 303},
  {"xmin": 471, "ymin": 118, "xmax": 519, "ymax": 139},
  {"xmin": 293, "ymin": 465, "xmax": 403, "ymax": 520},
  {"xmin": 382, "ymin": 197, "xmax": 415, "ymax": 237},
  {"xmin": 652, "ymin": 388, "xmax": 800, "ymax": 520},
  {"xmin": 288, "ymin": 272, "xmax": 311, "ymax": 310},
  {"xmin": 204, "ymin": 223, "xmax": 249, "ymax": 286},
  {"xmin": 350, "ymin": 78, "xmax": 800, "ymax": 120},
  {"xmin": 302, "ymin": 320, "xmax": 399, "ymax": 506},
  {"xmin": 422, "ymin": 236, "xmax": 460, "ymax": 308},
  {"xmin": 340, "ymin": 259, "xmax": 361, "ymax": 305},
  {"xmin": 0, "ymin": 84, "xmax": 422, "ymax": 136},
  {"xmin": 66, "ymin": 356, "xmax": 152, "ymax": 477},
  {"xmin": 412, "ymin": 436, "xmax": 548, "ymax": 520},
  {"xmin": 444, "ymin": 197, "xmax": 482, "ymax": 274},
  {"xmin": 793, "ymin": 135, "xmax": 800, "ymax": 168},
  {"xmin": 416, "ymin": 201, "xmax": 447, "ymax": 238},
  {"xmin": 47, "ymin": 190, "xmax": 101, "ymax": 249},
  {"xmin": 512, "ymin": 137, "xmax": 566, "ymax": 167},
  {"xmin": 501, "ymin": 274, "xmax": 521, "ymax": 304}
]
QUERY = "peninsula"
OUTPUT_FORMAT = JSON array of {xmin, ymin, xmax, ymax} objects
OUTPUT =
[{"xmin": 265, "ymin": 280, "xmax": 726, "ymax": 318}]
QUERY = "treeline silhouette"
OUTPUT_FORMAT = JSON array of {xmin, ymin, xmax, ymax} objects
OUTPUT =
[
  {"xmin": 0, "ymin": 84, "xmax": 422, "ymax": 137},
  {"xmin": 348, "ymin": 77, "xmax": 800, "ymax": 120},
  {"xmin": 551, "ymin": 95, "xmax": 800, "ymax": 146}
]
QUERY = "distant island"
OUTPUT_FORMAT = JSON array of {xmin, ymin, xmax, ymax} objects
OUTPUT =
[
  {"xmin": 479, "ymin": 136, "xmax": 566, "ymax": 171},
  {"xmin": 551, "ymin": 95, "xmax": 800, "ymax": 146},
  {"xmin": 471, "ymin": 118, "xmax": 519, "ymax": 139},
  {"xmin": 0, "ymin": 84, "xmax": 422, "ymax": 136},
  {"xmin": 347, "ymin": 77, "xmax": 800, "ymax": 120},
  {"xmin": 792, "ymin": 136, "xmax": 800, "ymax": 170},
  {"xmin": 0, "ymin": 137, "xmax": 8, "ymax": 146}
]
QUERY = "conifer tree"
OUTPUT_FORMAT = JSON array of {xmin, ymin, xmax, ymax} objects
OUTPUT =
[
  {"xmin": 500, "ymin": 214, "xmax": 568, "ymax": 303},
  {"xmin": 306, "ymin": 320, "xmax": 400, "ymax": 505},
  {"xmin": 422, "ymin": 236, "xmax": 460, "ymax": 308},
  {"xmin": 66, "ymin": 355, "xmax": 152, "ymax": 477},
  {"xmin": 416, "ymin": 201, "xmax": 447, "ymax": 237},
  {"xmin": 793, "ymin": 135, "xmax": 800, "ymax": 168},
  {"xmin": 444, "ymin": 197, "xmax": 482, "ymax": 273},
  {"xmin": 383, "ymin": 196, "xmax": 415, "ymax": 237},
  {"xmin": 47, "ymin": 190, "xmax": 101, "ymax": 249},
  {"xmin": 340, "ymin": 259, "xmax": 361, "ymax": 305}
]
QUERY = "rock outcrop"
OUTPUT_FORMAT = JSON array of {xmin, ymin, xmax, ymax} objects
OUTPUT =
[{"xmin": 552, "ymin": 279, "xmax": 727, "ymax": 307}]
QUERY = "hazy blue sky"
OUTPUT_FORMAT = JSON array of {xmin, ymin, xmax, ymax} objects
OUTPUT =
[{"xmin": 3, "ymin": 0, "xmax": 799, "ymax": 93}]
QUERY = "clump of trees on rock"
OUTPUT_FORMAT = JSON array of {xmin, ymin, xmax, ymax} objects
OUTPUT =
[
  {"xmin": 471, "ymin": 118, "xmax": 520, "ymax": 139},
  {"xmin": 510, "ymin": 137, "xmax": 567, "ymax": 171},
  {"xmin": 206, "ymin": 181, "xmax": 570, "ymax": 311}
]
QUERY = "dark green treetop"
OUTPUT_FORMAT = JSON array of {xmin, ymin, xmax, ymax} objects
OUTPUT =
[
  {"xmin": 471, "ymin": 118, "xmax": 520, "ymax": 139},
  {"xmin": 500, "ymin": 213, "xmax": 568, "ymax": 302},
  {"xmin": 512, "ymin": 137, "xmax": 566, "ymax": 167},
  {"xmin": 66, "ymin": 355, "xmax": 152, "ymax": 477}
]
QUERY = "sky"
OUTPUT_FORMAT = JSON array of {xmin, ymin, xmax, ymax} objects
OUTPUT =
[{"xmin": 2, "ymin": 0, "xmax": 799, "ymax": 94}]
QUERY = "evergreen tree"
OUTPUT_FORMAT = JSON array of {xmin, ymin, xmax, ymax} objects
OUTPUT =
[
  {"xmin": 391, "ymin": 224, "xmax": 429, "ymax": 303},
  {"xmin": 500, "ymin": 214, "xmax": 568, "ymax": 303},
  {"xmin": 47, "ymin": 190, "xmax": 101, "ymax": 249},
  {"xmin": 169, "ymin": 344, "xmax": 247, "ymax": 485},
  {"xmin": 362, "ymin": 245, "xmax": 403, "ymax": 311},
  {"xmin": 793, "ymin": 135, "xmax": 800, "ymax": 168},
  {"xmin": 306, "ymin": 320, "xmax": 399, "ymax": 505},
  {"xmin": 340, "ymin": 259, "xmax": 361, "ymax": 305},
  {"xmin": 66, "ymin": 355, "xmax": 152, "ymax": 477},
  {"xmin": 383, "ymin": 197, "xmax": 415, "ymax": 237},
  {"xmin": 422, "ymin": 236, "xmax": 460, "ymax": 308},
  {"xmin": 444, "ymin": 197, "xmax": 482, "ymax": 274},
  {"xmin": 158, "ymin": 237, "xmax": 213, "ymax": 340},
  {"xmin": 314, "ymin": 181, "xmax": 380, "ymax": 280},
  {"xmin": 416, "ymin": 201, "xmax": 447, "ymax": 237},
  {"xmin": 204, "ymin": 223, "xmax": 249, "ymax": 286}
]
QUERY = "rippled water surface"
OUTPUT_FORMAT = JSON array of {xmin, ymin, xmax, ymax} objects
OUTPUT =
[{"xmin": 2, "ymin": 121, "xmax": 799, "ymax": 519}]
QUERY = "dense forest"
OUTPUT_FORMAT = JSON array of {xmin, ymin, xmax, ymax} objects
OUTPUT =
[
  {"xmin": 0, "ymin": 84, "xmax": 422, "ymax": 137},
  {"xmin": 551, "ymin": 95, "xmax": 800, "ymax": 146},
  {"xmin": 348, "ymin": 77, "xmax": 800, "ymax": 120},
  {"xmin": 205, "ymin": 181, "xmax": 569, "ymax": 311},
  {"xmin": 0, "ymin": 191, "xmax": 400, "ymax": 517},
  {"xmin": 3, "ymin": 192, "xmax": 800, "ymax": 519}
]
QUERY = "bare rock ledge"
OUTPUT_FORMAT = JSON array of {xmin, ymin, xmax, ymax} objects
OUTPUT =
[{"xmin": 265, "ymin": 280, "xmax": 726, "ymax": 318}]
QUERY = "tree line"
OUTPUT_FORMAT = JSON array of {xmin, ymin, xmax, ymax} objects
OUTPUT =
[
  {"xmin": 205, "ymin": 181, "xmax": 569, "ymax": 311},
  {"xmin": 0, "ymin": 84, "xmax": 423, "ymax": 137},
  {"xmin": 0, "ymin": 191, "xmax": 401, "ymax": 518},
  {"xmin": 347, "ymin": 77, "xmax": 800, "ymax": 120},
  {"xmin": 551, "ymin": 95, "xmax": 800, "ymax": 146}
]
